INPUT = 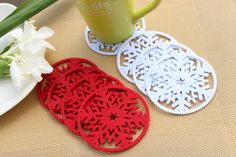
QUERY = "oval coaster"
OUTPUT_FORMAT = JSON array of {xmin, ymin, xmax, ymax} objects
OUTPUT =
[
  {"xmin": 77, "ymin": 86, "xmax": 150, "ymax": 152},
  {"xmin": 61, "ymin": 74, "xmax": 123, "ymax": 136},
  {"xmin": 133, "ymin": 43, "xmax": 196, "ymax": 95},
  {"xmin": 47, "ymin": 64, "xmax": 103, "ymax": 123},
  {"xmin": 146, "ymin": 53, "xmax": 217, "ymax": 115},
  {"xmin": 36, "ymin": 58, "xmax": 89, "ymax": 109},
  {"xmin": 85, "ymin": 19, "xmax": 146, "ymax": 56},
  {"xmin": 117, "ymin": 31, "xmax": 177, "ymax": 83}
]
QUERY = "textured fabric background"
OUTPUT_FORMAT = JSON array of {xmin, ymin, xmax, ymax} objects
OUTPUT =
[{"xmin": 0, "ymin": 0, "xmax": 236, "ymax": 156}]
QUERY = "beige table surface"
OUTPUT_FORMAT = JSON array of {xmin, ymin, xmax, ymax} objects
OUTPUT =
[{"xmin": 1, "ymin": 0, "xmax": 236, "ymax": 156}]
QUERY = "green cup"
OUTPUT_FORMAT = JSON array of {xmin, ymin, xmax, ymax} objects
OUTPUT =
[{"xmin": 75, "ymin": 0, "xmax": 161, "ymax": 43}]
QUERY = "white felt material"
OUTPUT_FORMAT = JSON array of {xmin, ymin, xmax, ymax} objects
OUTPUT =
[
  {"xmin": 85, "ymin": 19, "xmax": 146, "ymax": 56},
  {"xmin": 117, "ymin": 31, "xmax": 176, "ymax": 83},
  {"xmin": 146, "ymin": 53, "xmax": 217, "ymax": 115},
  {"xmin": 133, "ymin": 43, "xmax": 195, "ymax": 95}
]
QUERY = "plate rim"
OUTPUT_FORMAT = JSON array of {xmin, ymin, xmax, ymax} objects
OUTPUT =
[
  {"xmin": 0, "ymin": 80, "xmax": 37, "ymax": 116},
  {"xmin": 0, "ymin": 3, "xmax": 38, "ymax": 116}
]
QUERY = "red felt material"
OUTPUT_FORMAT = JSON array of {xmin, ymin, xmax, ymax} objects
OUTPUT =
[
  {"xmin": 36, "ymin": 58, "xmax": 84, "ymax": 109},
  {"xmin": 37, "ymin": 58, "xmax": 99, "ymax": 123},
  {"xmin": 36, "ymin": 58, "xmax": 150, "ymax": 153},
  {"xmin": 61, "ymin": 74, "xmax": 123, "ymax": 135},
  {"xmin": 47, "ymin": 67, "xmax": 104, "ymax": 123},
  {"xmin": 77, "ymin": 86, "xmax": 150, "ymax": 152}
]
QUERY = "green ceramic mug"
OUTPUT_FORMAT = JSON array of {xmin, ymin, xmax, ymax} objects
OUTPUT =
[{"xmin": 75, "ymin": 0, "xmax": 161, "ymax": 43}]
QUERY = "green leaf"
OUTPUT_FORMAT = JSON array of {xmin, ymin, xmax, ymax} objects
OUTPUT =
[
  {"xmin": 0, "ymin": 0, "xmax": 58, "ymax": 38},
  {"xmin": 0, "ymin": 58, "xmax": 11, "ymax": 77},
  {"xmin": 0, "ymin": 45, "xmax": 11, "ymax": 55}
]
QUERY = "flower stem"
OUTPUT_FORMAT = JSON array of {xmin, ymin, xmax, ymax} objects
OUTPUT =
[{"xmin": 0, "ymin": 0, "xmax": 58, "ymax": 38}]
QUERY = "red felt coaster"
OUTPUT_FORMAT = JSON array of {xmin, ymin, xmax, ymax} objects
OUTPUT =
[
  {"xmin": 61, "ymin": 74, "xmax": 123, "ymax": 135},
  {"xmin": 47, "ymin": 65, "xmax": 104, "ymax": 123},
  {"xmin": 77, "ymin": 86, "xmax": 150, "ymax": 152},
  {"xmin": 36, "ymin": 58, "xmax": 86, "ymax": 108}
]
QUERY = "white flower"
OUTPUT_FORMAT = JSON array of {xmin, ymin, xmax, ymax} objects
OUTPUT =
[
  {"xmin": 10, "ymin": 44, "xmax": 53, "ymax": 90},
  {"xmin": 0, "ymin": 21, "xmax": 56, "ymax": 90},
  {"xmin": 0, "ymin": 34, "xmax": 14, "ymax": 53},
  {"xmin": 3, "ymin": 21, "xmax": 55, "ymax": 56}
]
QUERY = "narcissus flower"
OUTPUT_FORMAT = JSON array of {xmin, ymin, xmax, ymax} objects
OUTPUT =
[{"xmin": 0, "ymin": 21, "xmax": 55, "ymax": 89}]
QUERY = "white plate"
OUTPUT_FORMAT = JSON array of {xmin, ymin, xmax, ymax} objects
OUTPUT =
[
  {"xmin": 0, "ymin": 3, "xmax": 37, "ymax": 116},
  {"xmin": 0, "ymin": 3, "xmax": 16, "ymax": 21}
]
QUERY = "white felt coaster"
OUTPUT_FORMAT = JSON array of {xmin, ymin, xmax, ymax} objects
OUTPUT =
[
  {"xmin": 133, "ymin": 43, "xmax": 196, "ymax": 95},
  {"xmin": 117, "ymin": 31, "xmax": 177, "ymax": 83},
  {"xmin": 146, "ymin": 53, "xmax": 217, "ymax": 115},
  {"xmin": 85, "ymin": 19, "xmax": 146, "ymax": 56}
]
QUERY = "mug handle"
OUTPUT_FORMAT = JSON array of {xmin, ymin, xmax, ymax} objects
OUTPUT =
[{"xmin": 133, "ymin": 0, "xmax": 161, "ymax": 23}]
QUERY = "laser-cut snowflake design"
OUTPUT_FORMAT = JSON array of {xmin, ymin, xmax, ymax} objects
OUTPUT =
[
  {"xmin": 77, "ymin": 86, "xmax": 150, "ymax": 152},
  {"xmin": 85, "ymin": 19, "xmax": 146, "ymax": 56},
  {"xmin": 37, "ymin": 58, "xmax": 96, "ymax": 111},
  {"xmin": 61, "ymin": 75, "xmax": 122, "ymax": 135},
  {"xmin": 146, "ymin": 53, "xmax": 217, "ymax": 115},
  {"xmin": 133, "ymin": 43, "xmax": 195, "ymax": 95},
  {"xmin": 117, "ymin": 31, "xmax": 176, "ymax": 83}
]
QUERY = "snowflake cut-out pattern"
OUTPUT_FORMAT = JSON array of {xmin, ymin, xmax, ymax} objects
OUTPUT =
[
  {"xmin": 61, "ymin": 74, "xmax": 122, "ymax": 135},
  {"xmin": 85, "ymin": 19, "xmax": 146, "ymax": 56},
  {"xmin": 77, "ymin": 86, "xmax": 150, "ymax": 152},
  {"xmin": 133, "ymin": 43, "xmax": 195, "ymax": 95},
  {"xmin": 37, "ymin": 58, "xmax": 91, "ymax": 109},
  {"xmin": 47, "ymin": 66, "xmax": 103, "ymax": 123},
  {"xmin": 146, "ymin": 53, "xmax": 217, "ymax": 114},
  {"xmin": 117, "ymin": 31, "xmax": 176, "ymax": 83},
  {"xmin": 37, "ymin": 58, "xmax": 102, "ymax": 123}
]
